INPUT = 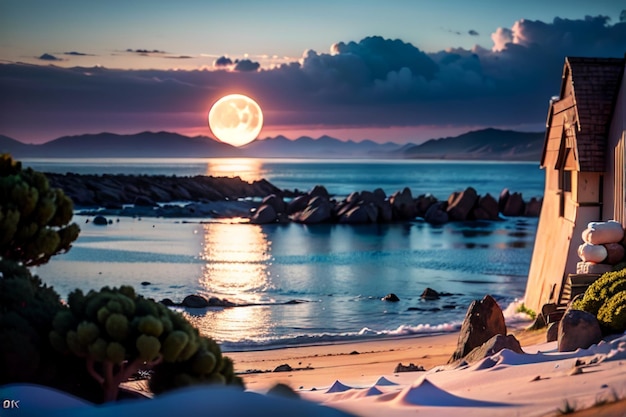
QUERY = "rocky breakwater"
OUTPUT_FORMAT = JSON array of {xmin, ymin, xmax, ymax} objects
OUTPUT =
[
  {"xmin": 46, "ymin": 172, "xmax": 288, "ymax": 213},
  {"xmin": 251, "ymin": 185, "xmax": 542, "ymax": 225}
]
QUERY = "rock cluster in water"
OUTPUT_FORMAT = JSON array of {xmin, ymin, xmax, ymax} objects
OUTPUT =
[
  {"xmin": 45, "ymin": 173, "xmax": 287, "ymax": 208},
  {"xmin": 251, "ymin": 185, "xmax": 542, "ymax": 225}
]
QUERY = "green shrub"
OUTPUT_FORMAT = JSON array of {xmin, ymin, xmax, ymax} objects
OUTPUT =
[
  {"xmin": 51, "ymin": 285, "xmax": 243, "ymax": 401},
  {"xmin": 576, "ymin": 269, "xmax": 626, "ymax": 315},
  {"xmin": 0, "ymin": 154, "xmax": 80, "ymax": 266},
  {"xmin": 597, "ymin": 291, "xmax": 626, "ymax": 333}
]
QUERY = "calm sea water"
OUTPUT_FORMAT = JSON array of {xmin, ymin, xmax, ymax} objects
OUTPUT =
[{"xmin": 28, "ymin": 158, "xmax": 544, "ymax": 351}]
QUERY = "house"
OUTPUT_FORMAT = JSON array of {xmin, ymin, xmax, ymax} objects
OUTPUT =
[{"xmin": 524, "ymin": 56, "xmax": 626, "ymax": 315}]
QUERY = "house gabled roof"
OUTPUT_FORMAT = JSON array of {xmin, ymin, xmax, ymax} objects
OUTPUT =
[{"xmin": 562, "ymin": 56, "xmax": 624, "ymax": 172}]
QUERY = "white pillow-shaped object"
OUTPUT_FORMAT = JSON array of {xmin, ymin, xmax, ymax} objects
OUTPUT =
[
  {"xmin": 578, "ymin": 242, "xmax": 608, "ymax": 263},
  {"xmin": 582, "ymin": 220, "xmax": 625, "ymax": 245}
]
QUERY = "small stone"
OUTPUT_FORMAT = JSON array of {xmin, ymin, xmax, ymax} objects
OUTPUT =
[
  {"xmin": 141, "ymin": 281, "xmax": 151, "ymax": 286},
  {"xmin": 273, "ymin": 364, "xmax": 293, "ymax": 373},
  {"xmin": 93, "ymin": 215, "xmax": 108, "ymax": 226},
  {"xmin": 382, "ymin": 293, "xmax": 400, "ymax": 302}
]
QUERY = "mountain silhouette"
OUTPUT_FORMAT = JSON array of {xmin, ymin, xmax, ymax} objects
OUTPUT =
[{"xmin": 0, "ymin": 128, "xmax": 544, "ymax": 160}]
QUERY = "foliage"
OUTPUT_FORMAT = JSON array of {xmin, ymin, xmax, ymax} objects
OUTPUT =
[
  {"xmin": 570, "ymin": 268, "xmax": 626, "ymax": 334},
  {"xmin": 50, "ymin": 285, "xmax": 243, "ymax": 401},
  {"xmin": 515, "ymin": 303, "xmax": 537, "ymax": 319},
  {"xmin": 0, "ymin": 259, "xmax": 63, "ymax": 382},
  {"xmin": 0, "ymin": 153, "xmax": 80, "ymax": 266},
  {"xmin": 597, "ymin": 291, "xmax": 626, "ymax": 333},
  {"xmin": 0, "ymin": 259, "xmax": 98, "ymax": 398},
  {"xmin": 571, "ymin": 269, "xmax": 626, "ymax": 316},
  {"xmin": 149, "ymin": 335, "xmax": 243, "ymax": 394}
]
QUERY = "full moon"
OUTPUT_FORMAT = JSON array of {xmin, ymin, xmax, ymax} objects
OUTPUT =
[{"xmin": 208, "ymin": 94, "xmax": 263, "ymax": 147}]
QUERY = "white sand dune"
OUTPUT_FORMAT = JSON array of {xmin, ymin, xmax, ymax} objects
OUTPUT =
[{"xmin": 2, "ymin": 333, "xmax": 625, "ymax": 417}]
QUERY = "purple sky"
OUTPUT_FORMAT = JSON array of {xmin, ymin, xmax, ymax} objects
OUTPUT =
[{"xmin": 1, "ymin": 1, "xmax": 625, "ymax": 144}]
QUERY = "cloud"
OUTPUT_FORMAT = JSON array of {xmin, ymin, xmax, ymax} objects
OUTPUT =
[
  {"xmin": 38, "ymin": 53, "xmax": 62, "ymax": 61},
  {"xmin": 64, "ymin": 51, "xmax": 93, "ymax": 56},
  {"xmin": 234, "ymin": 59, "xmax": 260, "ymax": 72},
  {"xmin": 126, "ymin": 48, "xmax": 167, "ymax": 55},
  {"xmin": 214, "ymin": 56, "xmax": 233, "ymax": 67},
  {"xmin": 3, "ymin": 14, "xmax": 625, "ymax": 142},
  {"xmin": 468, "ymin": 29, "xmax": 479, "ymax": 36}
]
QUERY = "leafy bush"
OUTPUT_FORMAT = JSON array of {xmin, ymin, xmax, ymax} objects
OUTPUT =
[
  {"xmin": 50, "ymin": 285, "xmax": 243, "ymax": 401},
  {"xmin": 0, "ymin": 259, "xmax": 63, "ymax": 382},
  {"xmin": 571, "ymin": 269, "xmax": 626, "ymax": 316},
  {"xmin": 571, "ymin": 268, "xmax": 626, "ymax": 334},
  {"xmin": 0, "ymin": 153, "xmax": 80, "ymax": 266},
  {"xmin": 597, "ymin": 291, "xmax": 626, "ymax": 333}
]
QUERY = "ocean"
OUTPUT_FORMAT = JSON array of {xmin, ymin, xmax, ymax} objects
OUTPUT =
[{"xmin": 26, "ymin": 158, "xmax": 545, "ymax": 351}]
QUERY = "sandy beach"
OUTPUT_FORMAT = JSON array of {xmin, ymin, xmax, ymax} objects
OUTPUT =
[{"xmin": 228, "ymin": 329, "xmax": 546, "ymax": 392}]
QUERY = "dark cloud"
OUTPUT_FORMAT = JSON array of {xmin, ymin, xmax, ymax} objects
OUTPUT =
[
  {"xmin": 234, "ymin": 59, "xmax": 260, "ymax": 72},
  {"xmin": 166, "ymin": 55, "xmax": 193, "ymax": 59},
  {"xmin": 468, "ymin": 29, "xmax": 479, "ymax": 36},
  {"xmin": 214, "ymin": 56, "xmax": 233, "ymax": 67},
  {"xmin": 3, "ymin": 15, "xmax": 625, "ymax": 142},
  {"xmin": 64, "ymin": 51, "xmax": 92, "ymax": 56},
  {"xmin": 126, "ymin": 48, "xmax": 166, "ymax": 55},
  {"xmin": 38, "ymin": 53, "xmax": 62, "ymax": 61}
]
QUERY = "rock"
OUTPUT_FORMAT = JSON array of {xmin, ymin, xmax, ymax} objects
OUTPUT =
[
  {"xmin": 286, "ymin": 195, "xmax": 310, "ymax": 215},
  {"xmin": 261, "ymin": 194, "xmax": 285, "ymax": 214},
  {"xmin": 424, "ymin": 202, "xmax": 449, "ymax": 225},
  {"xmin": 547, "ymin": 322, "xmax": 559, "ymax": 342},
  {"xmin": 421, "ymin": 288, "xmax": 440, "ymax": 300},
  {"xmin": 502, "ymin": 192, "xmax": 525, "ymax": 217},
  {"xmin": 160, "ymin": 298, "xmax": 176, "ymax": 306},
  {"xmin": 377, "ymin": 200, "xmax": 393, "ymax": 222},
  {"xmin": 449, "ymin": 294, "xmax": 507, "ymax": 363},
  {"xmin": 339, "ymin": 204, "xmax": 371, "ymax": 224},
  {"xmin": 92, "ymin": 215, "xmax": 108, "ymax": 226},
  {"xmin": 207, "ymin": 296, "xmax": 236, "ymax": 307},
  {"xmin": 463, "ymin": 334, "xmax": 524, "ymax": 364},
  {"xmin": 498, "ymin": 188, "xmax": 510, "ymax": 213},
  {"xmin": 394, "ymin": 363, "xmax": 425, "ymax": 373},
  {"xmin": 524, "ymin": 197, "xmax": 542, "ymax": 217},
  {"xmin": 558, "ymin": 309, "xmax": 602, "ymax": 352},
  {"xmin": 415, "ymin": 194, "xmax": 438, "ymax": 218},
  {"xmin": 576, "ymin": 261, "xmax": 613, "ymax": 275},
  {"xmin": 181, "ymin": 294, "xmax": 209, "ymax": 308},
  {"xmin": 273, "ymin": 364, "xmax": 293, "ymax": 372},
  {"xmin": 140, "ymin": 281, "xmax": 151, "ymax": 286},
  {"xmin": 292, "ymin": 196, "xmax": 332, "ymax": 224},
  {"xmin": 473, "ymin": 193, "xmax": 500, "ymax": 220},
  {"xmin": 250, "ymin": 204, "xmax": 277, "ymax": 224},
  {"xmin": 134, "ymin": 195, "xmax": 157, "ymax": 207},
  {"xmin": 267, "ymin": 383, "xmax": 300, "ymax": 399},
  {"xmin": 604, "ymin": 242, "xmax": 625, "ymax": 265},
  {"xmin": 447, "ymin": 187, "xmax": 478, "ymax": 221},
  {"xmin": 308, "ymin": 185, "xmax": 330, "ymax": 199},
  {"xmin": 382, "ymin": 293, "xmax": 400, "ymax": 302},
  {"xmin": 390, "ymin": 187, "xmax": 416, "ymax": 220}
]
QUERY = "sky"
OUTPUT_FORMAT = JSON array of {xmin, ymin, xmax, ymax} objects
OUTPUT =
[{"xmin": 0, "ymin": 0, "xmax": 625, "ymax": 144}]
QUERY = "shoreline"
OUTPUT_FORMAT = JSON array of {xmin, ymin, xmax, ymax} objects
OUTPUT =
[{"xmin": 226, "ymin": 326, "xmax": 546, "ymax": 392}]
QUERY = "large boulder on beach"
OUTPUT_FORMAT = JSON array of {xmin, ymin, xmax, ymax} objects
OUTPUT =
[
  {"xmin": 449, "ymin": 294, "xmax": 507, "ymax": 363},
  {"xmin": 558, "ymin": 309, "xmax": 602, "ymax": 352},
  {"xmin": 447, "ymin": 187, "xmax": 478, "ymax": 221},
  {"xmin": 92, "ymin": 215, "xmax": 109, "ymax": 226},
  {"xmin": 250, "ymin": 204, "xmax": 278, "ymax": 224},
  {"xmin": 463, "ymin": 334, "xmax": 524, "ymax": 364}
]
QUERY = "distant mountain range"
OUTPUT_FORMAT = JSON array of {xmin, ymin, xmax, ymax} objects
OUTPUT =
[{"xmin": 0, "ymin": 129, "xmax": 545, "ymax": 160}]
